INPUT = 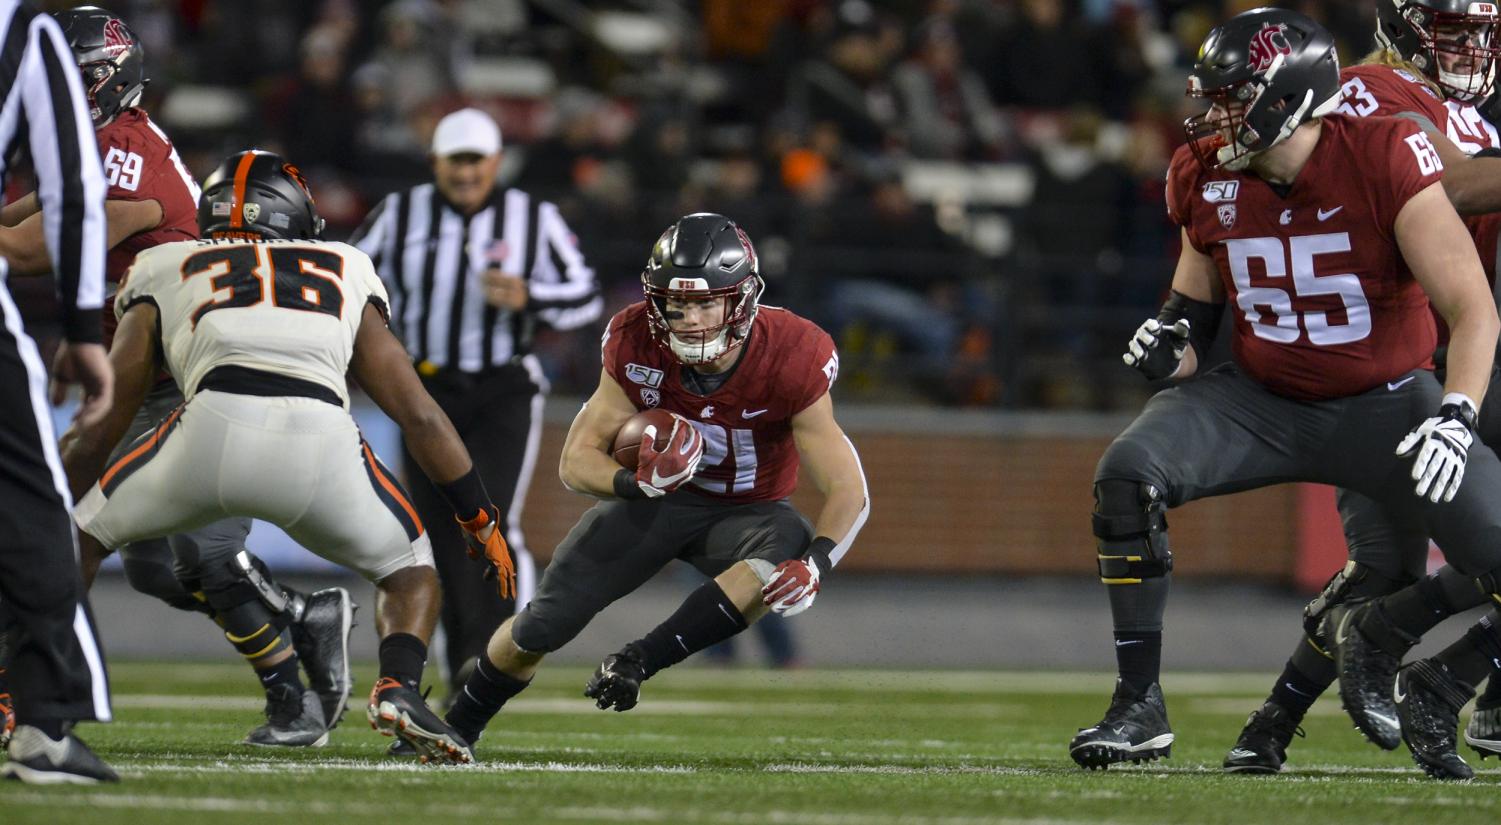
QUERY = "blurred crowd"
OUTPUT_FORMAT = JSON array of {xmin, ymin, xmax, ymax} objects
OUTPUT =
[{"xmin": 24, "ymin": 0, "xmax": 1384, "ymax": 408}]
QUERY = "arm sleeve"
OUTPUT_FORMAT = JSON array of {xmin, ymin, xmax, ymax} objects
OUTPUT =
[
  {"xmin": 526, "ymin": 200, "xmax": 603, "ymax": 330},
  {"xmin": 20, "ymin": 13, "xmax": 107, "ymax": 342}
]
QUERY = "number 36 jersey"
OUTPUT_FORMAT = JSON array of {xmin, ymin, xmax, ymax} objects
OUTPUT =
[
  {"xmin": 1166, "ymin": 114, "xmax": 1441, "ymax": 401},
  {"xmin": 602, "ymin": 302, "xmax": 838, "ymax": 503},
  {"xmin": 116, "ymin": 238, "xmax": 389, "ymax": 408}
]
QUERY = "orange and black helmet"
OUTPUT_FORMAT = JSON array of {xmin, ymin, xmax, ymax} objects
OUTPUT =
[{"xmin": 197, "ymin": 150, "xmax": 324, "ymax": 241}]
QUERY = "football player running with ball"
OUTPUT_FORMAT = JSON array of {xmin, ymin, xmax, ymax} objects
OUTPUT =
[
  {"xmin": 1069, "ymin": 8, "xmax": 1501, "ymax": 773},
  {"xmin": 437, "ymin": 212, "xmax": 869, "ymax": 749}
]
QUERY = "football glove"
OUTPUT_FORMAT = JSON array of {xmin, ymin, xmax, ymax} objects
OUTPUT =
[
  {"xmin": 762, "ymin": 556, "xmax": 823, "ymax": 617},
  {"xmin": 1396, "ymin": 397, "xmax": 1477, "ymax": 503},
  {"xmin": 1122, "ymin": 318, "xmax": 1191, "ymax": 380},
  {"xmin": 457, "ymin": 507, "xmax": 516, "ymax": 599},
  {"xmin": 635, "ymin": 413, "xmax": 703, "ymax": 498}
]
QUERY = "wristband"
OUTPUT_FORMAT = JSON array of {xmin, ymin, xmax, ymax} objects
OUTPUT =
[
  {"xmin": 437, "ymin": 466, "xmax": 490, "ymax": 520},
  {"xmin": 804, "ymin": 536, "xmax": 837, "ymax": 576},
  {"xmin": 1442, "ymin": 392, "xmax": 1479, "ymax": 429},
  {"xmin": 614, "ymin": 468, "xmax": 647, "ymax": 500}
]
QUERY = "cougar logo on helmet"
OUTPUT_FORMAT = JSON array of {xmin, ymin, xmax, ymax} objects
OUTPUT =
[
  {"xmin": 1247, "ymin": 22, "xmax": 1292, "ymax": 73},
  {"xmin": 101, "ymin": 18, "xmax": 132, "ymax": 54}
]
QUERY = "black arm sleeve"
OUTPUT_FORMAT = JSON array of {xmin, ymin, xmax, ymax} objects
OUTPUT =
[{"xmin": 1157, "ymin": 290, "xmax": 1224, "ymax": 360}]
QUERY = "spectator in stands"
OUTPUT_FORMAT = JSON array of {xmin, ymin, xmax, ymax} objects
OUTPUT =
[{"xmin": 892, "ymin": 19, "xmax": 1011, "ymax": 160}]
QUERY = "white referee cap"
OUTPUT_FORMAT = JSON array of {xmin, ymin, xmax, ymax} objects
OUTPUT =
[{"xmin": 432, "ymin": 108, "xmax": 502, "ymax": 157}]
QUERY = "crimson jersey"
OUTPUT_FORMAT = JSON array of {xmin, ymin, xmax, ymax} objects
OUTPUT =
[
  {"xmin": 95, "ymin": 108, "xmax": 200, "ymax": 344},
  {"xmin": 602, "ymin": 302, "xmax": 838, "ymax": 503},
  {"xmin": 1166, "ymin": 115, "xmax": 1442, "ymax": 400}
]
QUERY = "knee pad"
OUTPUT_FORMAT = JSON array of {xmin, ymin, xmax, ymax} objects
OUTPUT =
[
  {"xmin": 1092, "ymin": 480, "xmax": 1172, "ymax": 584},
  {"xmin": 1300, "ymin": 561, "xmax": 1410, "ymax": 639},
  {"xmin": 192, "ymin": 551, "xmax": 299, "ymax": 618},
  {"xmin": 201, "ymin": 569, "xmax": 293, "ymax": 664}
]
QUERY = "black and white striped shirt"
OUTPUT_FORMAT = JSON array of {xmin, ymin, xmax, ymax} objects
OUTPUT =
[
  {"xmin": 0, "ymin": 0, "xmax": 107, "ymax": 341},
  {"xmin": 350, "ymin": 183, "xmax": 601, "ymax": 371}
]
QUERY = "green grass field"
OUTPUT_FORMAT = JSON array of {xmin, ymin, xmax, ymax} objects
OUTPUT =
[{"xmin": 4, "ymin": 661, "xmax": 1500, "ymax": 824}]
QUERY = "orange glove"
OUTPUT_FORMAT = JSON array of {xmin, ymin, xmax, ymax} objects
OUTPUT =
[{"xmin": 457, "ymin": 507, "xmax": 516, "ymax": 600}]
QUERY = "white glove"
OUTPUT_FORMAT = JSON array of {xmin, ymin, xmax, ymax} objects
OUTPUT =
[
  {"xmin": 1122, "ymin": 318, "xmax": 1191, "ymax": 380},
  {"xmin": 1396, "ymin": 398, "xmax": 1476, "ymax": 503},
  {"xmin": 762, "ymin": 557, "xmax": 822, "ymax": 617}
]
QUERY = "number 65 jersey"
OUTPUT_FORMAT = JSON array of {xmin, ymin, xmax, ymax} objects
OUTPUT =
[
  {"xmin": 116, "ymin": 238, "xmax": 388, "ymax": 408},
  {"xmin": 1166, "ymin": 114, "xmax": 1441, "ymax": 401}
]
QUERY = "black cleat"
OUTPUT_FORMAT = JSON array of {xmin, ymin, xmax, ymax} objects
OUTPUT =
[
  {"xmin": 1464, "ymin": 705, "xmax": 1501, "ymax": 760},
  {"xmin": 2, "ymin": 726, "xmax": 118, "ymax": 784},
  {"xmin": 585, "ymin": 647, "xmax": 648, "ymax": 712},
  {"xmin": 1326, "ymin": 603, "xmax": 1408, "ymax": 750},
  {"xmin": 291, "ymin": 587, "xmax": 356, "ymax": 730},
  {"xmin": 367, "ymin": 677, "xmax": 473, "ymax": 764},
  {"xmin": 245, "ymin": 683, "xmax": 327, "ymax": 747},
  {"xmin": 1223, "ymin": 700, "xmax": 1305, "ymax": 774},
  {"xmin": 1069, "ymin": 680, "xmax": 1174, "ymax": 770},
  {"xmin": 1395, "ymin": 659, "xmax": 1475, "ymax": 781}
]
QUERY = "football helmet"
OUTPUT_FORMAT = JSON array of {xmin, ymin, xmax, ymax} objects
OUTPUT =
[
  {"xmin": 1183, "ymin": 9, "xmax": 1341, "ymax": 171},
  {"xmin": 641, "ymin": 213, "xmax": 764, "ymax": 365},
  {"xmin": 197, "ymin": 150, "xmax": 325, "ymax": 241},
  {"xmin": 1378, "ymin": 0, "xmax": 1499, "ymax": 101},
  {"xmin": 52, "ymin": 6, "xmax": 147, "ymax": 127}
]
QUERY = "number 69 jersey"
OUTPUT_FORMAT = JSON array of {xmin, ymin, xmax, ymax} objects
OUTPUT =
[
  {"xmin": 602, "ymin": 302, "xmax": 838, "ymax": 503},
  {"xmin": 116, "ymin": 238, "xmax": 388, "ymax": 408},
  {"xmin": 1166, "ymin": 114, "xmax": 1441, "ymax": 401}
]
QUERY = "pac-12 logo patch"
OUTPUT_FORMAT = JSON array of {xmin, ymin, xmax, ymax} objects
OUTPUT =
[
  {"xmin": 1217, "ymin": 203, "xmax": 1237, "ymax": 228},
  {"xmin": 625, "ymin": 363, "xmax": 664, "ymax": 388},
  {"xmin": 640, "ymin": 388, "xmax": 660, "ymax": 407}
]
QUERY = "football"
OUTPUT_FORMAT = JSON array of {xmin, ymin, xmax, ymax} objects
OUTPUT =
[{"xmin": 611, "ymin": 408, "xmax": 678, "ymax": 469}]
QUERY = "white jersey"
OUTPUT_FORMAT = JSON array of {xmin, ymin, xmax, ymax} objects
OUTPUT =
[
  {"xmin": 1445, "ymin": 98, "xmax": 1501, "ymax": 154},
  {"xmin": 116, "ymin": 238, "xmax": 387, "ymax": 407}
]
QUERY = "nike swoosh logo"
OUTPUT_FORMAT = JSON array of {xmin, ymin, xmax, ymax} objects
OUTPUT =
[
  {"xmin": 1227, "ymin": 748, "xmax": 1258, "ymax": 760},
  {"xmin": 1388, "ymin": 376, "xmax": 1416, "ymax": 391},
  {"xmin": 1392, "ymin": 681, "xmax": 1408, "ymax": 704},
  {"xmin": 742, "ymin": 409, "xmax": 768, "ymax": 418},
  {"xmin": 1318, "ymin": 206, "xmax": 1343, "ymax": 221},
  {"xmin": 1115, "ymin": 640, "xmax": 1144, "ymax": 647},
  {"xmin": 1335, "ymin": 610, "xmax": 1354, "ymax": 647},
  {"xmin": 1369, "ymin": 711, "xmax": 1400, "ymax": 732},
  {"xmin": 650, "ymin": 466, "xmax": 690, "ymax": 487}
]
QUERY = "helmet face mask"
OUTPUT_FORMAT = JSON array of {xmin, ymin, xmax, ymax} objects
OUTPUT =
[
  {"xmin": 1380, "ymin": 0, "xmax": 1500, "ymax": 102},
  {"xmin": 53, "ymin": 7, "xmax": 148, "ymax": 127},
  {"xmin": 1182, "ymin": 11, "xmax": 1342, "ymax": 172},
  {"xmin": 197, "ymin": 151, "xmax": 325, "ymax": 241},
  {"xmin": 640, "ymin": 215, "xmax": 764, "ymax": 366}
]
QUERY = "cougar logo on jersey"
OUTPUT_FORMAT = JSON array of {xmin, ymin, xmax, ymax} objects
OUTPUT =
[
  {"xmin": 625, "ymin": 363, "xmax": 664, "ymax": 388},
  {"xmin": 1202, "ymin": 181, "xmax": 1239, "ymax": 203},
  {"xmin": 243, "ymin": 203, "xmax": 261, "ymax": 224},
  {"xmin": 1217, "ymin": 203, "xmax": 1237, "ymax": 228},
  {"xmin": 640, "ymin": 388, "xmax": 660, "ymax": 407},
  {"xmin": 1247, "ymin": 22, "xmax": 1291, "ymax": 74}
]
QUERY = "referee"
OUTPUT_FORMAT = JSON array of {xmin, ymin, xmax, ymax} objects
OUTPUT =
[
  {"xmin": 351, "ymin": 108, "xmax": 602, "ymax": 710},
  {"xmin": 0, "ymin": 0, "xmax": 115, "ymax": 783}
]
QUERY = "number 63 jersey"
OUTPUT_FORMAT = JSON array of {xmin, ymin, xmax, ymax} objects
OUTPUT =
[
  {"xmin": 1166, "ymin": 114, "xmax": 1441, "ymax": 401},
  {"xmin": 602, "ymin": 302, "xmax": 838, "ymax": 503},
  {"xmin": 116, "ymin": 238, "xmax": 388, "ymax": 408}
]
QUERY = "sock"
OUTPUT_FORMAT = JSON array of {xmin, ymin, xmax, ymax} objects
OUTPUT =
[
  {"xmin": 256, "ymin": 654, "xmax": 304, "ymax": 693},
  {"xmin": 379, "ymin": 633, "xmax": 428, "ymax": 690},
  {"xmin": 1113, "ymin": 630, "xmax": 1161, "ymax": 692},
  {"xmin": 1379, "ymin": 575, "xmax": 1456, "ymax": 639},
  {"xmin": 445, "ymin": 656, "xmax": 530, "ymax": 742},
  {"xmin": 632, "ymin": 580, "xmax": 749, "ymax": 678},
  {"xmin": 1437, "ymin": 613, "xmax": 1501, "ymax": 687},
  {"xmin": 1268, "ymin": 651, "xmax": 1329, "ymax": 719}
]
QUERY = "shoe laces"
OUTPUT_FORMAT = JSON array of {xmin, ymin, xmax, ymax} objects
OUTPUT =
[
  {"xmin": 1246, "ymin": 706, "xmax": 1305, "ymax": 744},
  {"xmin": 264, "ymin": 686, "xmax": 306, "ymax": 726}
]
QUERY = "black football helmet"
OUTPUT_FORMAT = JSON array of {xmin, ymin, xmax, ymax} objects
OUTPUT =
[
  {"xmin": 1184, "ymin": 8, "xmax": 1341, "ymax": 171},
  {"xmin": 197, "ymin": 150, "xmax": 325, "ymax": 241},
  {"xmin": 52, "ymin": 6, "xmax": 147, "ymax": 127},
  {"xmin": 1377, "ymin": 0, "xmax": 1500, "ymax": 101},
  {"xmin": 641, "ymin": 213, "xmax": 764, "ymax": 365}
]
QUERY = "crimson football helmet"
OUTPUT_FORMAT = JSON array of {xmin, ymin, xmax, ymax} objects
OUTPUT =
[
  {"xmin": 53, "ymin": 6, "xmax": 147, "ymax": 127},
  {"xmin": 1378, "ymin": 0, "xmax": 1500, "ymax": 101},
  {"xmin": 1183, "ymin": 8, "xmax": 1342, "ymax": 171},
  {"xmin": 641, "ymin": 213, "xmax": 764, "ymax": 366},
  {"xmin": 197, "ymin": 150, "xmax": 325, "ymax": 241}
]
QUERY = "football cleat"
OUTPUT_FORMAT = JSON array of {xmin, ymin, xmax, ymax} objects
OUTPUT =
[
  {"xmin": 367, "ymin": 677, "xmax": 473, "ymax": 764},
  {"xmin": 291, "ymin": 587, "xmax": 356, "ymax": 729},
  {"xmin": 584, "ymin": 647, "xmax": 648, "ymax": 712},
  {"xmin": 1395, "ymin": 659, "xmax": 1476, "ymax": 781},
  {"xmin": 244, "ymin": 683, "xmax": 328, "ymax": 747},
  {"xmin": 2, "ymin": 725, "xmax": 118, "ymax": 784},
  {"xmin": 1069, "ymin": 680, "xmax": 1174, "ymax": 769},
  {"xmin": 1464, "ymin": 704, "xmax": 1501, "ymax": 760},
  {"xmin": 1326, "ymin": 603, "xmax": 1408, "ymax": 750},
  {"xmin": 1223, "ymin": 700, "xmax": 1305, "ymax": 774}
]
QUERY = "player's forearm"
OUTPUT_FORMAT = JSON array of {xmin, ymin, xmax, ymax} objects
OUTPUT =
[
  {"xmin": 1441, "ymin": 303, "xmax": 1500, "ymax": 406},
  {"xmin": 0, "ymin": 217, "xmax": 54, "ymax": 275},
  {"xmin": 559, "ymin": 445, "xmax": 621, "ymax": 498},
  {"xmin": 811, "ymin": 483, "xmax": 869, "ymax": 550},
  {"xmin": 0, "ymin": 192, "xmax": 39, "ymax": 227},
  {"xmin": 1440, "ymin": 155, "xmax": 1501, "ymax": 216},
  {"xmin": 400, "ymin": 409, "xmax": 474, "ymax": 491}
]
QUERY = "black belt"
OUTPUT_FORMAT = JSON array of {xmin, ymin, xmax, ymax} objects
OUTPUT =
[{"xmin": 197, "ymin": 365, "xmax": 343, "ymax": 407}]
